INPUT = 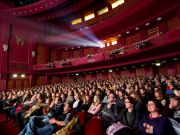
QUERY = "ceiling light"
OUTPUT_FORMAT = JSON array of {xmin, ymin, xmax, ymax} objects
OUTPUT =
[
  {"xmin": 173, "ymin": 58, "xmax": 179, "ymax": 61},
  {"xmin": 12, "ymin": 74, "xmax": 18, "ymax": 78},
  {"xmin": 118, "ymin": 34, "xmax": 121, "ymax": 37},
  {"xmin": 135, "ymin": 27, "xmax": 139, "ymax": 30},
  {"xmin": 145, "ymin": 23, "xmax": 150, "ymax": 26},
  {"xmin": 155, "ymin": 63, "xmax": 161, "ymax": 66},
  {"xmin": 107, "ymin": 43, "xmax": 110, "ymax": 46},
  {"xmin": 157, "ymin": 17, "xmax": 162, "ymax": 21},
  {"xmin": 126, "ymin": 31, "xmax": 130, "ymax": 34},
  {"xmin": 109, "ymin": 70, "xmax": 113, "ymax": 73},
  {"xmin": 21, "ymin": 74, "xmax": 25, "ymax": 78}
]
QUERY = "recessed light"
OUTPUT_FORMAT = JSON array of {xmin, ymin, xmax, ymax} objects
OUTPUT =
[
  {"xmin": 145, "ymin": 23, "xmax": 150, "ymax": 26},
  {"xmin": 12, "ymin": 74, "xmax": 18, "ymax": 78},
  {"xmin": 126, "ymin": 31, "xmax": 130, "ymax": 34},
  {"xmin": 173, "ymin": 58, "xmax": 179, "ymax": 61},
  {"xmin": 155, "ymin": 63, "xmax": 161, "ymax": 66},
  {"xmin": 109, "ymin": 70, "xmax": 113, "ymax": 73},
  {"xmin": 135, "ymin": 27, "xmax": 139, "ymax": 30},
  {"xmin": 157, "ymin": 17, "xmax": 162, "ymax": 21},
  {"xmin": 21, "ymin": 74, "xmax": 25, "ymax": 78}
]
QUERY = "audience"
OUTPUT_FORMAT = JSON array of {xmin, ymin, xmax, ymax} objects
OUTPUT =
[{"xmin": 0, "ymin": 74, "xmax": 179, "ymax": 135}]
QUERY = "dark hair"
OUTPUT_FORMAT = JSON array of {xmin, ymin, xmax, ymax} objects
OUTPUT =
[
  {"xmin": 170, "ymin": 96, "xmax": 180, "ymax": 104},
  {"xmin": 148, "ymin": 99, "xmax": 163, "ymax": 113},
  {"xmin": 125, "ymin": 96, "xmax": 136, "ymax": 105},
  {"xmin": 66, "ymin": 102, "xmax": 73, "ymax": 109},
  {"xmin": 109, "ymin": 91, "xmax": 116, "ymax": 99}
]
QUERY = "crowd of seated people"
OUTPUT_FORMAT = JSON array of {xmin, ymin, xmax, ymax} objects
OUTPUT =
[{"xmin": 0, "ymin": 74, "xmax": 180, "ymax": 135}]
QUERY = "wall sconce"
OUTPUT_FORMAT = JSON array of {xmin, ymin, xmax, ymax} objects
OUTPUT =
[
  {"xmin": 32, "ymin": 51, "xmax": 35, "ymax": 57},
  {"xmin": 3, "ymin": 44, "xmax": 8, "ymax": 52}
]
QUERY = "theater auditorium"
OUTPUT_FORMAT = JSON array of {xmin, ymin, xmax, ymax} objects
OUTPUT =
[{"xmin": 0, "ymin": 0, "xmax": 180, "ymax": 135}]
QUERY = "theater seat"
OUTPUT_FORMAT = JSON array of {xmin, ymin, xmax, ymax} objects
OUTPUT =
[
  {"xmin": 85, "ymin": 117, "xmax": 102, "ymax": 135},
  {"xmin": 77, "ymin": 111, "xmax": 86, "ymax": 126}
]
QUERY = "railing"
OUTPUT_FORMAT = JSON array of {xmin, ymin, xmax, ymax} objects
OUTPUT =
[{"xmin": 33, "ymin": 28, "xmax": 180, "ymax": 71}]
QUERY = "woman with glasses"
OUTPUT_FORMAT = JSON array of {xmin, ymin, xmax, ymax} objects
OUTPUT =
[
  {"xmin": 118, "ymin": 97, "xmax": 140, "ymax": 131},
  {"xmin": 139, "ymin": 99, "xmax": 176, "ymax": 135}
]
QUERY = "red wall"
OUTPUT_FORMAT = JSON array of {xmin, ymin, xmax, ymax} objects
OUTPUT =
[{"xmin": 0, "ymin": 15, "xmax": 41, "ymax": 91}]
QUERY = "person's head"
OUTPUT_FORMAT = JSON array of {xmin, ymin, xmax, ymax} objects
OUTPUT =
[
  {"xmin": 147, "ymin": 99, "xmax": 163, "ymax": 113},
  {"xmin": 139, "ymin": 88, "xmax": 146, "ymax": 95},
  {"xmin": 63, "ymin": 102, "xmax": 72, "ymax": 113},
  {"xmin": 84, "ymin": 95, "xmax": 91, "ymax": 103},
  {"xmin": 54, "ymin": 97, "xmax": 60, "ymax": 104},
  {"xmin": 124, "ymin": 97, "xmax": 136, "ymax": 109},
  {"xmin": 68, "ymin": 90, "xmax": 73, "ymax": 96},
  {"xmin": 129, "ymin": 92, "xmax": 142, "ymax": 103},
  {"xmin": 108, "ymin": 92, "xmax": 116, "ymax": 103},
  {"xmin": 118, "ymin": 90, "xmax": 125, "ymax": 98},
  {"xmin": 106, "ymin": 89, "xmax": 111, "ymax": 96},
  {"xmin": 177, "ymin": 87, "xmax": 180, "ymax": 97},
  {"xmin": 154, "ymin": 88, "xmax": 163, "ymax": 100},
  {"xmin": 45, "ymin": 97, "xmax": 52, "ymax": 104},
  {"xmin": 93, "ymin": 94, "xmax": 101, "ymax": 104},
  {"xmin": 74, "ymin": 93, "xmax": 80, "ymax": 100},
  {"xmin": 169, "ymin": 96, "xmax": 180, "ymax": 109}
]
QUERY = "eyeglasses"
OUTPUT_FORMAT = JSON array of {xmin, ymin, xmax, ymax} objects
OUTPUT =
[{"xmin": 147, "ymin": 103, "xmax": 155, "ymax": 106}]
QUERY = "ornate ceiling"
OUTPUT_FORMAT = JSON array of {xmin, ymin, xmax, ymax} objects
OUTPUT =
[{"xmin": 0, "ymin": 0, "xmax": 179, "ymax": 48}]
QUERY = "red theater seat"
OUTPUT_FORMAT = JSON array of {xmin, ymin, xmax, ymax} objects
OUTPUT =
[
  {"xmin": 85, "ymin": 117, "xmax": 102, "ymax": 135},
  {"xmin": 77, "ymin": 111, "xmax": 86, "ymax": 126}
]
